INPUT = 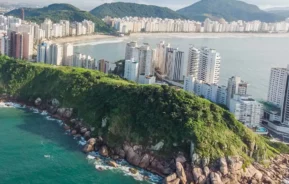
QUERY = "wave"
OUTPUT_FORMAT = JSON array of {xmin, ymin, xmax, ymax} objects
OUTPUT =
[
  {"xmin": 86, "ymin": 152, "xmax": 162, "ymax": 183},
  {"xmin": 74, "ymin": 39, "xmax": 125, "ymax": 46}
]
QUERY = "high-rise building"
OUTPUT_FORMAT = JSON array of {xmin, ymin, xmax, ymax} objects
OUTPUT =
[
  {"xmin": 14, "ymin": 32, "xmax": 23, "ymax": 59},
  {"xmin": 125, "ymin": 41, "xmax": 139, "ymax": 60},
  {"xmin": 37, "ymin": 42, "xmax": 49, "ymax": 63},
  {"xmin": 50, "ymin": 44, "xmax": 63, "ymax": 65},
  {"xmin": 156, "ymin": 41, "xmax": 170, "ymax": 74},
  {"xmin": 98, "ymin": 59, "xmax": 110, "ymax": 73},
  {"xmin": 1, "ymin": 35, "xmax": 9, "ymax": 55},
  {"xmin": 138, "ymin": 44, "xmax": 155, "ymax": 76},
  {"xmin": 267, "ymin": 66, "xmax": 289, "ymax": 107},
  {"xmin": 22, "ymin": 32, "xmax": 33, "ymax": 60},
  {"xmin": 63, "ymin": 43, "xmax": 73, "ymax": 66},
  {"xmin": 198, "ymin": 47, "xmax": 221, "ymax": 84},
  {"xmin": 230, "ymin": 95, "xmax": 262, "ymax": 128},
  {"xmin": 187, "ymin": 46, "xmax": 200, "ymax": 77},
  {"xmin": 166, "ymin": 49, "xmax": 185, "ymax": 81},
  {"xmin": 227, "ymin": 76, "xmax": 248, "ymax": 107},
  {"xmin": 124, "ymin": 59, "xmax": 139, "ymax": 82},
  {"xmin": 41, "ymin": 19, "xmax": 52, "ymax": 39}
]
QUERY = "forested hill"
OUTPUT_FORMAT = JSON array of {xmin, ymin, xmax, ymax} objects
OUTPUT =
[
  {"xmin": 5, "ymin": 3, "xmax": 112, "ymax": 33},
  {"xmin": 0, "ymin": 56, "xmax": 287, "ymax": 164},
  {"xmin": 177, "ymin": 0, "xmax": 285, "ymax": 22},
  {"xmin": 90, "ymin": 2, "xmax": 185, "ymax": 19}
]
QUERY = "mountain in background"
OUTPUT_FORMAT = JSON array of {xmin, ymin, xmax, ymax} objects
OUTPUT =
[
  {"xmin": 90, "ymin": 2, "xmax": 185, "ymax": 19},
  {"xmin": 266, "ymin": 7, "xmax": 289, "ymax": 18},
  {"xmin": 177, "ymin": 0, "xmax": 285, "ymax": 22},
  {"xmin": 5, "ymin": 4, "xmax": 112, "ymax": 33}
]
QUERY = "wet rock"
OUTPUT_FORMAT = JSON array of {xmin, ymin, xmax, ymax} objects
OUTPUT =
[
  {"xmin": 176, "ymin": 162, "xmax": 187, "ymax": 184},
  {"xmin": 87, "ymin": 138, "xmax": 96, "ymax": 146},
  {"xmin": 124, "ymin": 143, "xmax": 142, "ymax": 166},
  {"xmin": 64, "ymin": 124, "xmax": 70, "ymax": 131},
  {"xmin": 71, "ymin": 130, "xmax": 77, "ymax": 135},
  {"xmin": 35, "ymin": 98, "xmax": 42, "ymax": 106},
  {"xmin": 129, "ymin": 168, "xmax": 138, "ymax": 174},
  {"xmin": 99, "ymin": 145, "xmax": 109, "ymax": 157},
  {"xmin": 80, "ymin": 127, "xmax": 88, "ymax": 134},
  {"xmin": 139, "ymin": 153, "xmax": 150, "ymax": 168},
  {"xmin": 84, "ymin": 131, "xmax": 91, "ymax": 139},
  {"xmin": 83, "ymin": 144, "xmax": 94, "ymax": 153},
  {"xmin": 114, "ymin": 147, "xmax": 125, "ymax": 159},
  {"xmin": 107, "ymin": 160, "xmax": 118, "ymax": 168},
  {"xmin": 112, "ymin": 155, "xmax": 120, "ymax": 160}
]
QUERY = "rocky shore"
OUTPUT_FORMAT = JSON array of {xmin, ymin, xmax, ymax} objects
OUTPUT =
[{"xmin": 2, "ymin": 95, "xmax": 289, "ymax": 184}]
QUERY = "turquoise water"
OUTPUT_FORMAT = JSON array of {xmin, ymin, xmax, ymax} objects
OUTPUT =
[{"xmin": 0, "ymin": 106, "xmax": 152, "ymax": 184}]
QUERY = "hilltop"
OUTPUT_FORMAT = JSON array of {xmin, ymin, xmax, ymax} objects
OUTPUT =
[
  {"xmin": 177, "ymin": 0, "xmax": 285, "ymax": 22},
  {"xmin": 5, "ymin": 3, "xmax": 112, "ymax": 33},
  {"xmin": 90, "ymin": 2, "xmax": 185, "ymax": 19}
]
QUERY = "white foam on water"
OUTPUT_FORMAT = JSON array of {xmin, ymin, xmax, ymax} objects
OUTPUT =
[
  {"xmin": 0, "ymin": 102, "xmax": 13, "ymax": 108},
  {"xmin": 41, "ymin": 111, "xmax": 48, "ymax": 116}
]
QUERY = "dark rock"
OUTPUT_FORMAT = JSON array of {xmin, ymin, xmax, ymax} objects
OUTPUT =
[
  {"xmin": 83, "ymin": 144, "xmax": 94, "ymax": 153},
  {"xmin": 99, "ymin": 145, "xmax": 109, "ymax": 157},
  {"xmin": 129, "ymin": 168, "xmax": 138, "ymax": 174}
]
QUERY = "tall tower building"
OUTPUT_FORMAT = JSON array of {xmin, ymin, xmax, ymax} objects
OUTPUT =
[
  {"xmin": 1, "ymin": 35, "xmax": 9, "ymax": 56},
  {"xmin": 187, "ymin": 46, "xmax": 200, "ymax": 77},
  {"xmin": 124, "ymin": 59, "xmax": 139, "ymax": 82},
  {"xmin": 50, "ymin": 44, "xmax": 63, "ymax": 65},
  {"xmin": 166, "ymin": 49, "xmax": 185, "ymax": 81},
  {"xmin": 125, "ymin": 41, "xmax": 139, "ymax": 60},
  {"xmin": 156, "ymin": 41, "xmax": 170, "ymax": 74},
  {"xmin": 63, "ymin": 43, "xmax": 73, "ymax": 66},
  {"xmin": 98, "ymin": 59, "xmax": 110, "ymax": 73},
  {"xmin": 15, "ymin": 32, "xmax": 23, "ymax": 59},
  {"xmin": 23, "ymin": 32, "xmax": 33, "ymax": 60},
  {"xmin": 267, "ymin": 66, "xmax": 289, "ymax": 108},
  {"xmin": 138, "ymin": 44, "xmax": 155, "ymax": 76},
  {"xmin": 198, "ymin": 47, "xmax": 221, "ymax": 84}
]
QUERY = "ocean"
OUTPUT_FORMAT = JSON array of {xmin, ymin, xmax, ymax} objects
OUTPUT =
[
  {"xmin": 74, "ymin": 34, "xmax": 289, "ymax": 100},
  {"xmin": 0, "ymin": 103, "xmax": 161, "ymax": 184}
]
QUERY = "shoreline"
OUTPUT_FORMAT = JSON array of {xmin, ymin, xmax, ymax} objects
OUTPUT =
[
  {"xmin": 51, "ymin": 34, "xmax": 117, "ymax": 44},
  {"xmin": 49, "ymin": 32, "xmax": 289, "ymax": 45},
  {"xmin": 0, "ymin": 98, "xmax": 162, "ymax": 183},
  {"xmin": 130, "ymin": 32, "xmax": 289, "ymax": 38}
]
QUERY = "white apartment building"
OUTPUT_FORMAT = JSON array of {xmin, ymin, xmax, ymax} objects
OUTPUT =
[
  {"xmin": 267, "ymin": 66, "xmax": 289, "ymax": 108},
  {"xmin": 187, "ymin": 46, "xmax": 200, "ymax": 77},
  {"xmin": 63, "ymin": 43, "xmax": 73, "ymax": 66},
  {"xmin": 199, "ymin": 47, "xmax": 221, "ymax": 84},
  {"xmin": 166, "ymin": 49, "xmax": 185, "ymax": 81},
  {"xmin": 230, "ymin": 95, "xmax": 262, "ymax": 128},
  {"xmin": 1, "ymin": 35, "xmax": 9, "ymax": 55},
  {"xmin": 125, "ymin": 41, "xmax": 139, "ymax": 60},
  {"xmin": 124, "ymin": 59, "xmax": 139, "ymax": 82},
  {"xmin": 184, "ymin": 75, "xmax": 227, "ymax": 106},
  {"xmin": 50, "ymin": 44, "xmax": 63, "ymax": 65},
  {"xmin": 227, "ymin": 76, "xmax": 248, "ymax": 107},
  {"xmin": 155, "ymin": 41, "xmax": 170, "ymax": 74}
]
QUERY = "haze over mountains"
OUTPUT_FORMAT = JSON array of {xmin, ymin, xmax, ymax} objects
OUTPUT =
[{"xmin": 6, "ymin": 0, "xmax": 288, "ymax": 32}]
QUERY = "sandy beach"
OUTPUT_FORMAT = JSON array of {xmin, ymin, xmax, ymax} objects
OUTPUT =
[{"xmin": 52, "ymin": 34, "xmax": 117, "ymax": 44}]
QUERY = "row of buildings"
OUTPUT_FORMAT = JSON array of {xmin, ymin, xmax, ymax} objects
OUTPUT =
[
  {"xmin": 37, "ymin": 41, "xmax": 110, "ymax": 73},
  {"xmin": 0, "ymin": 15, "xmax": 95, "ymax": 61},
  {"xmin": 104, "ymin": 16, "xmax": 289, "ymax": 34},
  {"xmin": 123, "ymin": 40, "xmax": 262, "ymax": 128}
]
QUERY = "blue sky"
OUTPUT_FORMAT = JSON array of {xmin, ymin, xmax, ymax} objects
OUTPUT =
[{"xmin": 3, "ymin": 0, "xmax": 289, "ymax": 10}]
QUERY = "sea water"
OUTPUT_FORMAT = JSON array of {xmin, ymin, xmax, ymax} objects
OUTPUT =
[{"xmin": 0, "ymin": 103, "xmax": 161, "ymax": 184}]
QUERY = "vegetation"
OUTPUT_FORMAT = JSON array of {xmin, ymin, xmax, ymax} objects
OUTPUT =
[
  {"xmin": 177, "ymin": 0, "xmax": 285, "ymax": 22},
  {"xmin": 5, "ymin": 3, "xmax": 112, "ymax": 33},
  {"xmin": 90, "ymin": 2, "xmax": 185, "ymax": 19},
  {"xmin": 0, "ymin": 56, "xmax": 286, "ymax": 163},
  {"xmin": 267, "ymin": 10, "xmax": 289, "ymax": 19}
]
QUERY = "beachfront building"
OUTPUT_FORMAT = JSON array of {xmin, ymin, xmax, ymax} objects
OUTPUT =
[
  {"xmin": 230, "ymin": 95, "xmax": 262, "ymax": 128},
  {"xmin": 125, "ymin": 41, "xmax": 139, "ymax": 60},
  {"xmin": 166, "ymin": 49, "xmax": 185, "ymax": 81},
  {"xmin": 98, "ymin": 59, "xmax": 110, "ymax": 73},
  {"xmin": 63, "ymin": 43, "xmax": 74, "ymax": 66},
  {"xmin": 124, "ymin": 59, "xmax": 139, "ymax": 82},
  {"xmin": 227, "ymin": 76, "xmax": 248, "ymax": 108}
]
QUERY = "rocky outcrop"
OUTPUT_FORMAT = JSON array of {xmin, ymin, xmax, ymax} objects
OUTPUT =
[
  {"xmin": 34, "ymin": 98, "xmax": 42, "ymax": 106},
  {"xmin": 107, "ymin": 160, "xmax": 118, "ymax": 168},
  {"xmin": 99, "ymin": 145, "xmax": 109, "ymax": 157},
  {"xmin": 57, "ymin": 108, "xmax": 73, "ymax": 118},
  {"xmin": 176, "ymin": 162, "xmax": 187, "ymax": 184}
]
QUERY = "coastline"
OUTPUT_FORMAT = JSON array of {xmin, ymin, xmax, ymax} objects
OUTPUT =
[
  {"xmin": 51, "ymin": 34, "xmax": 117, "ymax": 44},
  {"xmin": 0, "ymin": 98, "xmax": 162, "ymax": 183},
  {"xmin": 130, "ymin": 32, "xmax": 289, "ymax": 38}
]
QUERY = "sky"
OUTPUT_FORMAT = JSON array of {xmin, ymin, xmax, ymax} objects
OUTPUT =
[{"xmin": 3, "ymin": 0, "xmax": 289, "ymax": 11}]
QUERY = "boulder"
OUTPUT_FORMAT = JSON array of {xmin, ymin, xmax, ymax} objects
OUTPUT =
[
  {"xmin": 176, "ymin": 162, "xmax": 187, "ymax": 184},
  {"xmin": 124, "ymin": 144, "xmax": 142, "ymax": 166},
  {"xmin": 129, "ymin": 168, "xmax": 138, "ymax": 174},
  {"xmin": 210, "ymin": 172, "xmax": 223, "ymax": 184},
  {"xmin": 99, "ymin": 145, "xmax": 109, "ymax": 157},
  {"xmin": 114, "ymin": 147, "xmax": 125, "ymax": 159},
  {"xmin": 63, "ymin": 124, "xmax": 70, "ymax": 131},
  {"xmin": 80, "ymin": 127, "xmax": 88, "ymax": 134},
  {"xmin": 57, "ymin": 108, "xmax": 73, "ymax": 118},
  {"xmin": 35, "ymin": 98, "xmax": 42, "ymax": 106},
  {"xmin": 83, "ymin": 144, "xmax": 94, "ymax": 153},
  {"xmin": 107, "ymin": 160, "xmax": 118, "ymax": 168},
  {"xmin": 112, "ymin": 155, "xmax": 120, "ymax": 160},
  {"xmin": 84, "ymin": 131, "xmax": 91, "ymax": 138},
  {"xmin": 51, "ymin": 98, "xmax": 60, "ymax": 107},
  {"xmin": 139, "ymin": 153, "xmax": 150, "ymax": 168},
  {"xmin": 87, "ymin": 138, "xmax": 96, "ymax": 146},
  {"xmin": 203, "ymin": 166, "xmax": 210, "ymax": 177},
  {"xmin": 165, "ymin": 173, "xmax": 177, "ymax": 183},
  {"xmin": 151, "ymin": 141, "xmax": 164, "ymax": 151},
  {"xmin": 220, "ymin": 158, "xmax": 228, "ymax": 175},
  {"xmin": 176, "ymin": 155, "xmax": 186, "ymax": 164},
  {"xmin": 166, "ymin": 178, "xmax": 180, "ymax": 184},
  {"xmin": 48, "ymin": 106, "xmax": 58, "ymax": 114},
  {"xmin": 71, "ymin": 130, "xmax": 77, "ymax": 135}
]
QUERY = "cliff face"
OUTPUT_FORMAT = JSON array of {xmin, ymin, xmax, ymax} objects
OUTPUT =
[{"xmin": 0, "ymin": 57, "xmax": 288, "ymax": 183}]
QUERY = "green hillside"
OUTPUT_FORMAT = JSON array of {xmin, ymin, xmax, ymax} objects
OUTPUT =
[
  {"xmin": 177, "ymin": 0, "xmax": 285, "ymax": 22},
  {"xmin": 90, "ymin": 2, "xmax": 185, "ymax": 19},
  {"xmin": 0, "ymin": 56, "xmax": 286, "ymax": 163},
  {"xmin": 5, "ymin": 3, "xmax": 112, "ymax": 33}
]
